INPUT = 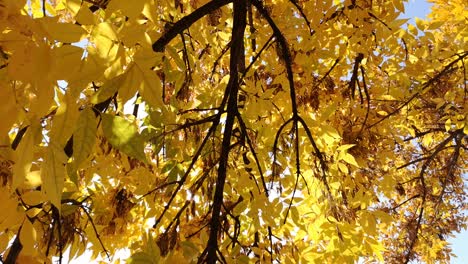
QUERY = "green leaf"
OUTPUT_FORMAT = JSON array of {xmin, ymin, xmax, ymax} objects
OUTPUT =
[{"xmin": 101, "ymin": 114, "xmax": 147, "ymax": 162}]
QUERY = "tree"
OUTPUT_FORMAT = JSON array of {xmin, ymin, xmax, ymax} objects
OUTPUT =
[{"xmin": 0, "ymin": 0, "xmax": 466, "ymax": 263}]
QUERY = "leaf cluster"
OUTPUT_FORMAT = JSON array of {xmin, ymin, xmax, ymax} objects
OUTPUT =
[{"xmin": 0, "ymin": 0, "xmax": 466, "ymax": 263}]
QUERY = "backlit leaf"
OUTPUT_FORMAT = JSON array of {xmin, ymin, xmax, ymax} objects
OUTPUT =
[
  {"xmin": 343, "ymin": 153, "xmax": 359, "ymax": 168},
  {"xmin": 101, "ymin": 113, "xmax": 147, "ymax": 162},
  {"xmin": 49, "ymin": 92, "xmax": 80, "ymax": 147},
  {"xmin": 72, "ymin": 108, "xmax": 97, "ymax": 169},
  {"xmin": 41, "ymin": 145, "xmax": 67, "ymax": 211},
  {"xmin": 1, "ymin": 0, "xmax": 467, "ymax": 263},
  {"xmin": 19, "ymin": 219, "xmax": 37, "ymax": 255},
  {"xmin": 41, "ymin": 17, "xmax": 87, "ymax": 43},
  {"xmin": 12, "ymin": 122, "xmax": 42, "ymax": 189}
]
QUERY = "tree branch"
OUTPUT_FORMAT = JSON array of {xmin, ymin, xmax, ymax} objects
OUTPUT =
[
  {"xmin": 403, "ymin": 131, "xmax": 458, "ymax": 263},
  {"xmin": 205, "ymin": 1, "xmax": 246, "ymax": 262},
  {"xmin": 152, "ymin": 0, "xmax": 234, "ymax": 52}
]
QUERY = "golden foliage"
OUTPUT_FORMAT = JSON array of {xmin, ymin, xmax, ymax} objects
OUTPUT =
[{"xmin": 0, "ymin": 0, "xmax": 466, "ymax": 263}]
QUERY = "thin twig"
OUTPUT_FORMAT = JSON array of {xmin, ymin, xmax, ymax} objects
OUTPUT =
[
  {"xmin": 81, "ymin": 205, "xmax": 111, "ymax": 260},
  {"xmin": 236, "ymin": 112, "xmax": 269, "ymax": 196},
  {"xmin": 153, "ymin": 0, "xmax": 234, "ymax": 52}
]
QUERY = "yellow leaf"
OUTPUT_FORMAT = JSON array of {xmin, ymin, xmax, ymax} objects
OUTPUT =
[
  {"xmin": 337, "ymin": 144, "xmax": 356, "ymax": 152},
  {"xmin": 90, "ymin": 74, "xmax": 125, "ymax": 104},
  {"xmin": 16, "ymin": 255, "xmax": 43, "ymax": 264},
  {"xmin": 92, "ymin": 22, "xmax": 119, "ymax": 42},
  {"xmin": 408, "ymin": 54, "xmax": 418, "ymax": 63},
  {"xmin": 120, "ymin": 22, "xmax": 148, "ymax": 47},
  {"xmin": 320, "ymin": 102, "xmax": 337, "ymax": 121},
  {"xmin": 12, "ymin": 122, "xmax": 42, "ymax": 189},
  {"xmin": 127, "ymin": 252, "xmax": 156, "ymax": 264},
  {"xmin": 359, "ymin": 212, "xmax": 377, "ymax": 236},
  {"xmin": 7, "ymin": 41, "xmax": 52, "ymax": 82},
  {"xmin": 338, "ymin": 162, "xmax": 349, "ymax": 174},
  {"xmin": 133, "ymin": 47, "xmax": 164, "ymax": 69},
  {"xmin": 72, "ymin": 108, "xmax": 97, "ymax": 169},
  {"xmin": 415, "ymin": 17, "xmax": 426, "ymax": 31},
  {"xmin": 408, "ymin": 24, "xmax": 418, "ymax": 35},
  {"xmin": 75, "ymin": 4, "xmax": 95, "ymax": 25},
  {"xmin": 166, "ymin": 46, "xmax": 186, "ymax": 71},
  {"xmin": 30, "ymin": 0, "xmax": 44, "ymax": 18},
  {"xmin": 134, "ymin": 65, "xmax": 164, "ymax": 108},
  {"xmin": 377, "ymin": 110, "xmax": 388, "ymax": 116},
  {"xmin": 0, "ymin": 188, "xmax": 23, "ymax": 231},
  {"xmin": 90, "ymin": 22, "xmax": 119, "ymax": 63},
  {"xmin": 0, "ymin": 232, "xmax": 9, "ymax": 253},
  {"xmin": 389, "ymin": 18, "xmax": 410, "ymax": 29},
  {"xmin": 445, "ymin": 118, "xmax": 451, "ymax": 132},
  {"xmin": 427, "ymin": 20, "xmax": 445, "ymax": 30},
  {"xmin": 41, "ymin": 17, "xmax": 87, "ymax": 43},
  {"xmin": 26, "ymin": 208, "xmax": 42, "ymax": 218},
  {"xmin": 142, "ymin": 1, "xmax": 158, "ymax": 23},
  {"xmin": 22, "ymin": 171, "xmax": 42, "ymax": 189},
  {"xmin": 21, "ymin": 191, "xmax": 46, "ymax": 206},
  {"xmin": 319, "ymin": 124, "xmax": 341, "ymax": 148},
  {"xmin": 106, "ymin": 0, "xmax": 146, "ymax": 19},
  {"xmin": 28, "ymin": 80, "xmax": 56, "ymax": 119},
  {"xmin": 0, "ymin": 85, "xmax": 18, "ymax": 137},
  {"xmin": 343, "ymin": 153, "xmax": 359, "ymax": 168},
  {"xmin": 117, "ymin": 65, "xmax": 140, "ymax": 104},
  {"xmin": 19, "ymin": 219, "xmax": 37, "ymax": 256},
  {"xmin": 49, "ymin": 92, "xmax": 80, "ymax": 148},
  {"xmin": 0, "ymin": 207, "xmax": 24, "ymax": 232},
  {"xmin": 41, "ymin": 145, "xmax": 67, "ymax": 211},
  {"xmin": 369, "ymin": 239, "xmax": 385, "ymax": 262},
  {"xmin": 52, "ymin": 45, "xmax": 83, "ymax": 81},
  {"xmin": 64, "ymin": 0, "xmax": 81, "ymax": 16},
  {"xmin": 393, "ymin": 0, "xmax": 404, "ymax": 13}
]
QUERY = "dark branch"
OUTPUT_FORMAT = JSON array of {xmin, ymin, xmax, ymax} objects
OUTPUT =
[
  {"xmin": 152, "ymin": 0, "xmax": 234, "ymax": 52},
  {"xmin": 205, "ymin": 1, "xmax": 246, "ymax": 262},
  {"xmin": 349, "ymin": 53, "xmax": 364, "ymax": 100},
  {"xmin": 153, "ymin": 115, "xmax": 220, "ymax": 228},
  {"xmin": 403, "ymin": 132, "xmax": 458, "ymax": 263},
  {"xmin": 369, "ymin": 51, "xmax": 468, "ymax": 128},
  {"xmin": 81, "ymin": 205, "xmax": 111, "ymax": 260},
  {"xmin": 236, "ymin": 112, "xmax": 269, "ymax": 196},
  {"xmin": 4, "ymin": 232, "xmax": 22, "ymax": 264}
]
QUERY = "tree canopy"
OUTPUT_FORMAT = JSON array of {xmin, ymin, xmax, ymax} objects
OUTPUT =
[{"xmin": 0, "ymin": 0, "xmax": 467, "ymax": 263}]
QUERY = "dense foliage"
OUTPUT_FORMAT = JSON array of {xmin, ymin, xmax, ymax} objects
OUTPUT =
[{"xmin": 0, "ymin": 0, "xmax": 467, "ymax": 263}]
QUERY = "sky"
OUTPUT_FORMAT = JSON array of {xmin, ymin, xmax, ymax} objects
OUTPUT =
[{"xmin": 403, "ymin": 2, "xmax": 468, "ymax": 263}]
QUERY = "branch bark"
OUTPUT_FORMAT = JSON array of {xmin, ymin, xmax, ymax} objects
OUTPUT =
[
  {"xmin": 4, "ymin": 234, "xmax": 22, "ymax": 264},
  {"xmin": 205, "ymin": 0, "xmax": 246, "ymax": 262},
  {"xmin": 152, "ymin": 0, "xmax": 234, "ymax": 52}
]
